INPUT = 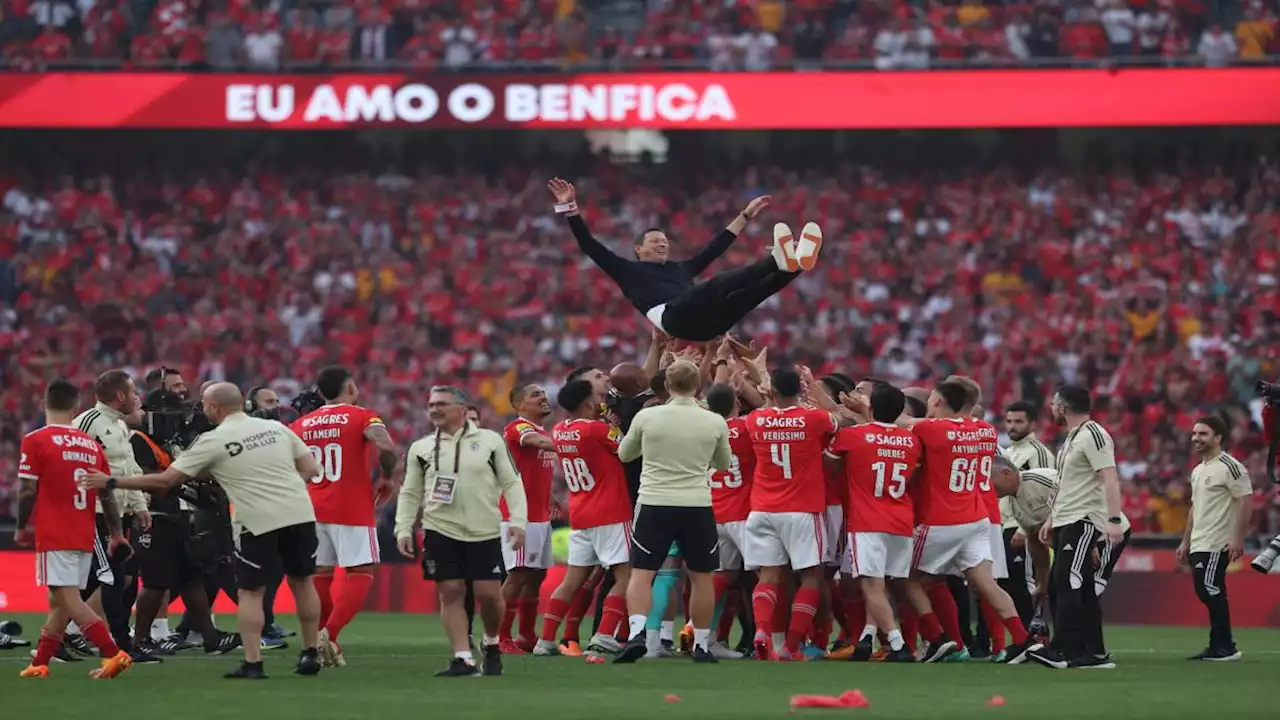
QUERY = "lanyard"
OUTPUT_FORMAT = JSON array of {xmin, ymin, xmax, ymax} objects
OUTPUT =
[{"xmin": 433, "ymin": 422, "xmax": 467, "ymax": 475}]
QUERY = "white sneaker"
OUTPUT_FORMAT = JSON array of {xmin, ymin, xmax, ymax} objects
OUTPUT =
[
  {"xmin": 648, "ymin": 644, "xmax": 677, "ymax": 659},
  {"xmin": 532, "ymin": 639, "xmax": 560, "ymax": 656},
  {"xmin": 771, "ymin": 222, "xmax": 799, "ymax": 272},
  {"xmin": 709, "ymin": 641, "xmax": 743, "ymax": 660},
  {"xmin": 796, "ymin": 222, "xmax": 823, "ymax": 271},
  {"xmin": 317, "ymin": 628, "xmax": 338, "ymax": 667},
  {"xmin": 586, "ymin": 633, "xmax": 622, "ymax": 655}
]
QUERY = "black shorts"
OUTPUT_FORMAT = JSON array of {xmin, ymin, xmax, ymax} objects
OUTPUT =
[
  {"xmin": 235, "ymin": 522, "xmax": 318, "ymax": 589},
  {"xmin": 630, "ymin": 504, "xmax": 719, "ymax": 573},
  {"xmin": 421, "ymin": 530, "xmax": 503, "ymax": 583},
  {"xmin": 135, "ymin": 516, "xmax": 200, "ymax": 591}
]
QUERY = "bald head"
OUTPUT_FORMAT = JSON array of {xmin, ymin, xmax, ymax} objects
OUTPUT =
[{"xmin": 201, "ymin": 382, "xmax": 245, "ymax": 425}]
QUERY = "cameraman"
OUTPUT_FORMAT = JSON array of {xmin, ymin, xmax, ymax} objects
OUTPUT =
[
  {"xmin": 131, "ymin": 386, "xmax": 240, "ymax": 658},
  {"xmin": 1251, "ymin": 384, "xmax": 1279, "ymax": 573}
]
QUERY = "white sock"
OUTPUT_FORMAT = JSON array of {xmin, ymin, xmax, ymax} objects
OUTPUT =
[
  {"xmin": 860, "ymin": 624, "xmax": 877, "ymax": 642},
  {"xmin": 888, "ymin": 630, "xmax": 905, "ymax": 651},
  {"xmin": 482, "ymin": 634, "xmax": 499, "ymax": 647},
  {"xmin": 455, "ymin": 650, "xmax": 474, "ymax": 663},
  {"xmin": 68, "ymin": 621, "xmax": 80, "ymax": 634},
  {"xmin": 772, "ymin": 632, "xmax": 785, "ymax": 649},
  {"xmin": 628, "ymin": 614, "xmax": 647, "ymax": 640},
  {"xmin": 646, "ymin": 632, "xmax": 662, "ymax": 653},
  {"xmin": 693, "ymin": 628, "xmax": 711, "ymax": 651},
  {"xmin": 660, "ymin": 620, "xmax": 674, "ymax": 642},
  {"xmin": 151, "ymin": 619, "xmax": 170, "ymax": 641}
]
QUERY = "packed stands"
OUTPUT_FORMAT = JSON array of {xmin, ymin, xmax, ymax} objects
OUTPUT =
[
  {"xmin": 0, "ymin": 132, "xmax": 1277, "ymax": 540},
  {"xmin": 1, "ymin": 0, "xmax": 1277, "ymax": 70}
]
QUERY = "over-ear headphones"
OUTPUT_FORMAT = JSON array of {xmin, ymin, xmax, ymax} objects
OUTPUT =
[{"xmin": 245, "ymin": 386, "xmax": 266, "ymax": 413}]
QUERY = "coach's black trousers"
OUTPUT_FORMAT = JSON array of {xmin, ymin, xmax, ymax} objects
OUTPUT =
[
  {"xmin": 1049, "ymin": 521, "xmax": 1106, "ymax": 660},
  {"xmin": 661, "ymin": 259, "xmax": 798, "ymax": 342},
  {"xmin": 1190, "ymin": 550, "xmax": 1235, "ymax": 651}
]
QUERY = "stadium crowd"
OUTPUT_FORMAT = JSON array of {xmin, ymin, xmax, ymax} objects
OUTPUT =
[
  {"xmin": 1, "ymin": 144, "xmax": 1277, "ymax": 540},
  {"xmin": 0, "ymin": 0, "xmax": 1277, "ymax": 70}
]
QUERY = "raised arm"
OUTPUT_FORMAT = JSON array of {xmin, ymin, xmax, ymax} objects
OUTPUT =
[
  {"xmin": 549, "ymin": 177, "xmax": 632, "ymax": 279},
  {"xmin": 682, "ymin": 195, "xmax": 770, "ymax": 276}
]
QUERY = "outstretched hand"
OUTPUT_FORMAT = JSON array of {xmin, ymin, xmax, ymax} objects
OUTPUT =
[
  {"xmin": 548, "ymin": 177, "xmax": 576, "ymax": 204},
  {"xmin": 742, "ymin": 195, "xmax": 771, "ymax": 219}
]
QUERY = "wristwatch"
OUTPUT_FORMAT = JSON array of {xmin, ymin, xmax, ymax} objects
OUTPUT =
[
  {"xmin": 106, "ymin": 477, "xmax": 119, "ymax": 491},
  {"xmin": 1107, "ymin": 515, "xmax": 1123, "ymax": 525}
]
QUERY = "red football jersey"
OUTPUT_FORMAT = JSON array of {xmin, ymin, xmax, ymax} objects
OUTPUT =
[
  {"xmin": 747, "ymin": 406, "xmax": 836, "ymax": 514},
  {"xmin": 502, "ymin": 418, "xmax": 554, "ymax": 523},
  {"xmin": 912, "ymin": 417, "xmax": 996, "ymax": 526},
  {"xmin": 552, "ymin": 419, "xmax": 631, "ymax": 530},
  {"xmin": 711, "ymin": 416, "xmax": 756, "ymax": 524},
  {"xmin": 20, "ymin": 425, "xmax": 109, "ymax": 552},
  {"xmin": 292, "ymin": 404, "xmax": 388, "ymax": 526},
  {"xmin": 830, "ymin": 423, "xmax": 921, "ymax": 536}
]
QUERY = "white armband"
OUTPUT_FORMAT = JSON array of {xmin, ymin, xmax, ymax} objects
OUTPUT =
[{"xmin": 554, "ymin": 201, "xmax": 578, "ymax": 214}]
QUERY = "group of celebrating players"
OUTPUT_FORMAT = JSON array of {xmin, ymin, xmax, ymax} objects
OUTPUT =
[{"xmin": 487, "ymin": 332, "xmax": 1070, "ymax": 668}]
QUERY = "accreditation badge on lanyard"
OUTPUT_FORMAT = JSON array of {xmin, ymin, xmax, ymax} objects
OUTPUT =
[{"xmin": 429, "ymin": 427, "xmax": 466, "ymax": 505}]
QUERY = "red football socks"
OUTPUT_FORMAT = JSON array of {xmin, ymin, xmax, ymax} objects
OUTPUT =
[
  {"xmin": 32, "ymin": 631, "xmax": 63, "ymax": 667},
  {"xmin": 562, "ymin": 583, "xmax": 595, "ymax": 642},
  {"xmin": 926, "ymin": 583, "xmax": 965, "ymax": 649},
  {"xmin": 314, "ymin": 573, "xmax": 335, "ymax": 629},
  {"xmin": 917, "ymin": 612, "xmax": 944, "ymax": 644},
  {"xmin": 518, "ymin": 596, "xmax": 540, "ymax": 643},
  {"xmin": 786, "ymin": 587, "xmax": 821, "ymax": 653},
  {"xmin": 751, "ymin": 584, "xmax": 778, "ymax": 636},
  {"xmin": 499, "ymin": 604, "xmax": 517, "ymax": 642},
  {"xmin": 980, "ymin": 598, "xmax": 1006, "ymax": 653},
  {"xmin": 598, "ymin": 594, "xmax": 628, "ymax": 637},
  {"xmin": 81, "ymin": 619, "xmax": 119, "ymax": 658},
  {"xmin": 540, "ymin": 596, "xmax": 569, "ymax": 642},
  {"xmin": 899, "ymin": 604, "xmax": 919, "ymax": 653},
  {"xmin": 718, "ymin": 589, "xmax": 739, "ymax": 641},
  {"xmin": 843, "ymin": 595, "xmax": 867, "ymax": 640},
  {"xmin": 1002, "ymin": 614, "xmax": 1029, "ymax": 645},
  {"xmin": 325, "ymin": 570, "xmax": 373, "ymax": 642},
  {"xmin": 771, "ymin": 585, "xmax": 791, "ymax": 635}
]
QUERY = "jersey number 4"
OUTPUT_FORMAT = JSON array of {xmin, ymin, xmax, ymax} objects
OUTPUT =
[
  {"xmin": 948, "ymin": 456, "xmax": 993, "ymax": 493},
  {"xmin": 308, "ymin": 444, "xmax": 343, "ymax": 483},
  {"xmin": 770, "ymin": 443, "xmax": 792, "ymax": 479},
  {"xmin": 561, "ymin": 458, "xmax": 596, "ymax": 492}
]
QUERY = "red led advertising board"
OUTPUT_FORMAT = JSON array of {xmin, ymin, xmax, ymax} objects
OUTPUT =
[{"xmin": 0, "ymin": 69, "xmax": 1276, "ymax": 129}]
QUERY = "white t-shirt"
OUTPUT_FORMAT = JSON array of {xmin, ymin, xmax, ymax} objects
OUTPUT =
[
  {"xmin": 441, "ymin": 26, "xmax": 477, "ymax": 67},
  {"xmin": 873, "ymin": 29, "xmax": 907, "ymax": 69},
  {"xmin": 706, "ymin": 32, "xmax": 735, "ymax": 71},
  {"xmin": 1100, "ymin": 8, "xmax": 1136, "ymax": 44},
  {"xmin": 1136, "ymin": 10, "xmax": 1169, "ymax": 50},
  {"xmin": 245, "ymin": 31, "xmax": 283, "ymax": 69},
  {"xmin": 1198, "ymin": 31, "xmax": 1237, "ymax": 67},
  {"xmin": 733, "ymin": 32, "xmax": 777, "ymax": 71}
]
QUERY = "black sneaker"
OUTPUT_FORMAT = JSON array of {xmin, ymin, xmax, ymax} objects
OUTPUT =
[
  {"xmin": 481, "ymin": 643, "xmax": 503, "ymax": 676},
  {"xmin": 884, "ymin": 647, "xmax": 915, "ymax": 663},
  {"xmin": 0, "ymin": 620, "xmax": 22, "ymax": 636},
  {"xmin": 1070, "ymin": 654, "xmax": 1115, "ymax": 669},
  {"xmin": 139, "ymin": 637, "xmax": 175, "ymax": 657},
  {"xmin": 735, "ymin": 641, "xmax": 755, "ymax": 659},
  {"xmin": 295, "ymin": 648, "xmax": 322, "ymax": 676},
  {"xmin": 1027, "ymin": 647, "xmax": 1069, "ymax": 669},
  {"xmin": 969, "ymin": 644, "xmax": 992, "ymax": 660},
  {"xmin": 920, "ymin": 638, "xmax": 958, "ymax": 663},
  {"xmin": 159, "ymin": 632, "xmax": 198, "ymax": 653},
  {"xmin": 42, "ymin": 645, "xmax": 82, "ymax": 663},
  {"xmin": 1199, "ymin": 647, "xmax": 1241, "ymax": 662},
  {"xmin": 0, "ymin": 632, "xmax": 30, "ymax": 649},
  {"xmin": 129, "ymin": 647, "xmax": 163, "ymax": 664},
  {"xmin": 1002, "ymin": 638, "xmax": 1044, "ymax": 665},
  {"xmin": 850, "ymin": 637, "xmax": 874, "ymax": 662},
  {"xmin": 269, "ymin": 623, "xmax": 295, "ymax": 638},
  {"xmin": 661, "ymin": 638, "xmax": 676, "ymax": 654},
  {"xmin": 691, "ymin": 646, "xmax": 718, "ymax": 663},
  {"xmin": 435, "ymin": 658, "xmax": 480, "ymax": 677},
  {"xmin": 206, "ymin": 632, "xmax": 242, "ymax": 656},
  {"xmin": 64, "ymin": 633, "xmax": 95, "ymax": 657},
  {"xmin": 225, "ymin": 661, "xmax": 268, "ymax": 679},
  {"xmin": 613, "ymin": 634, "xmax": 649, "ymax": 664}
]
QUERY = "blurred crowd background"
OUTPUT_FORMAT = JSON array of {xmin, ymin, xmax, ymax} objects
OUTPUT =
[
  {"xmin": 1, "ymin": 128, "xmax": 1277, "ymax": 544},
  {"xmin": 0, "ymin": 0, "xmax": 1277, "ymax": 70}
]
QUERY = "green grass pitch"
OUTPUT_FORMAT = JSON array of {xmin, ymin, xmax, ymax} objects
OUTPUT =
[{"xmin": 1, "ymin": 614, "xmax": 1275, "ymax": 719}]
